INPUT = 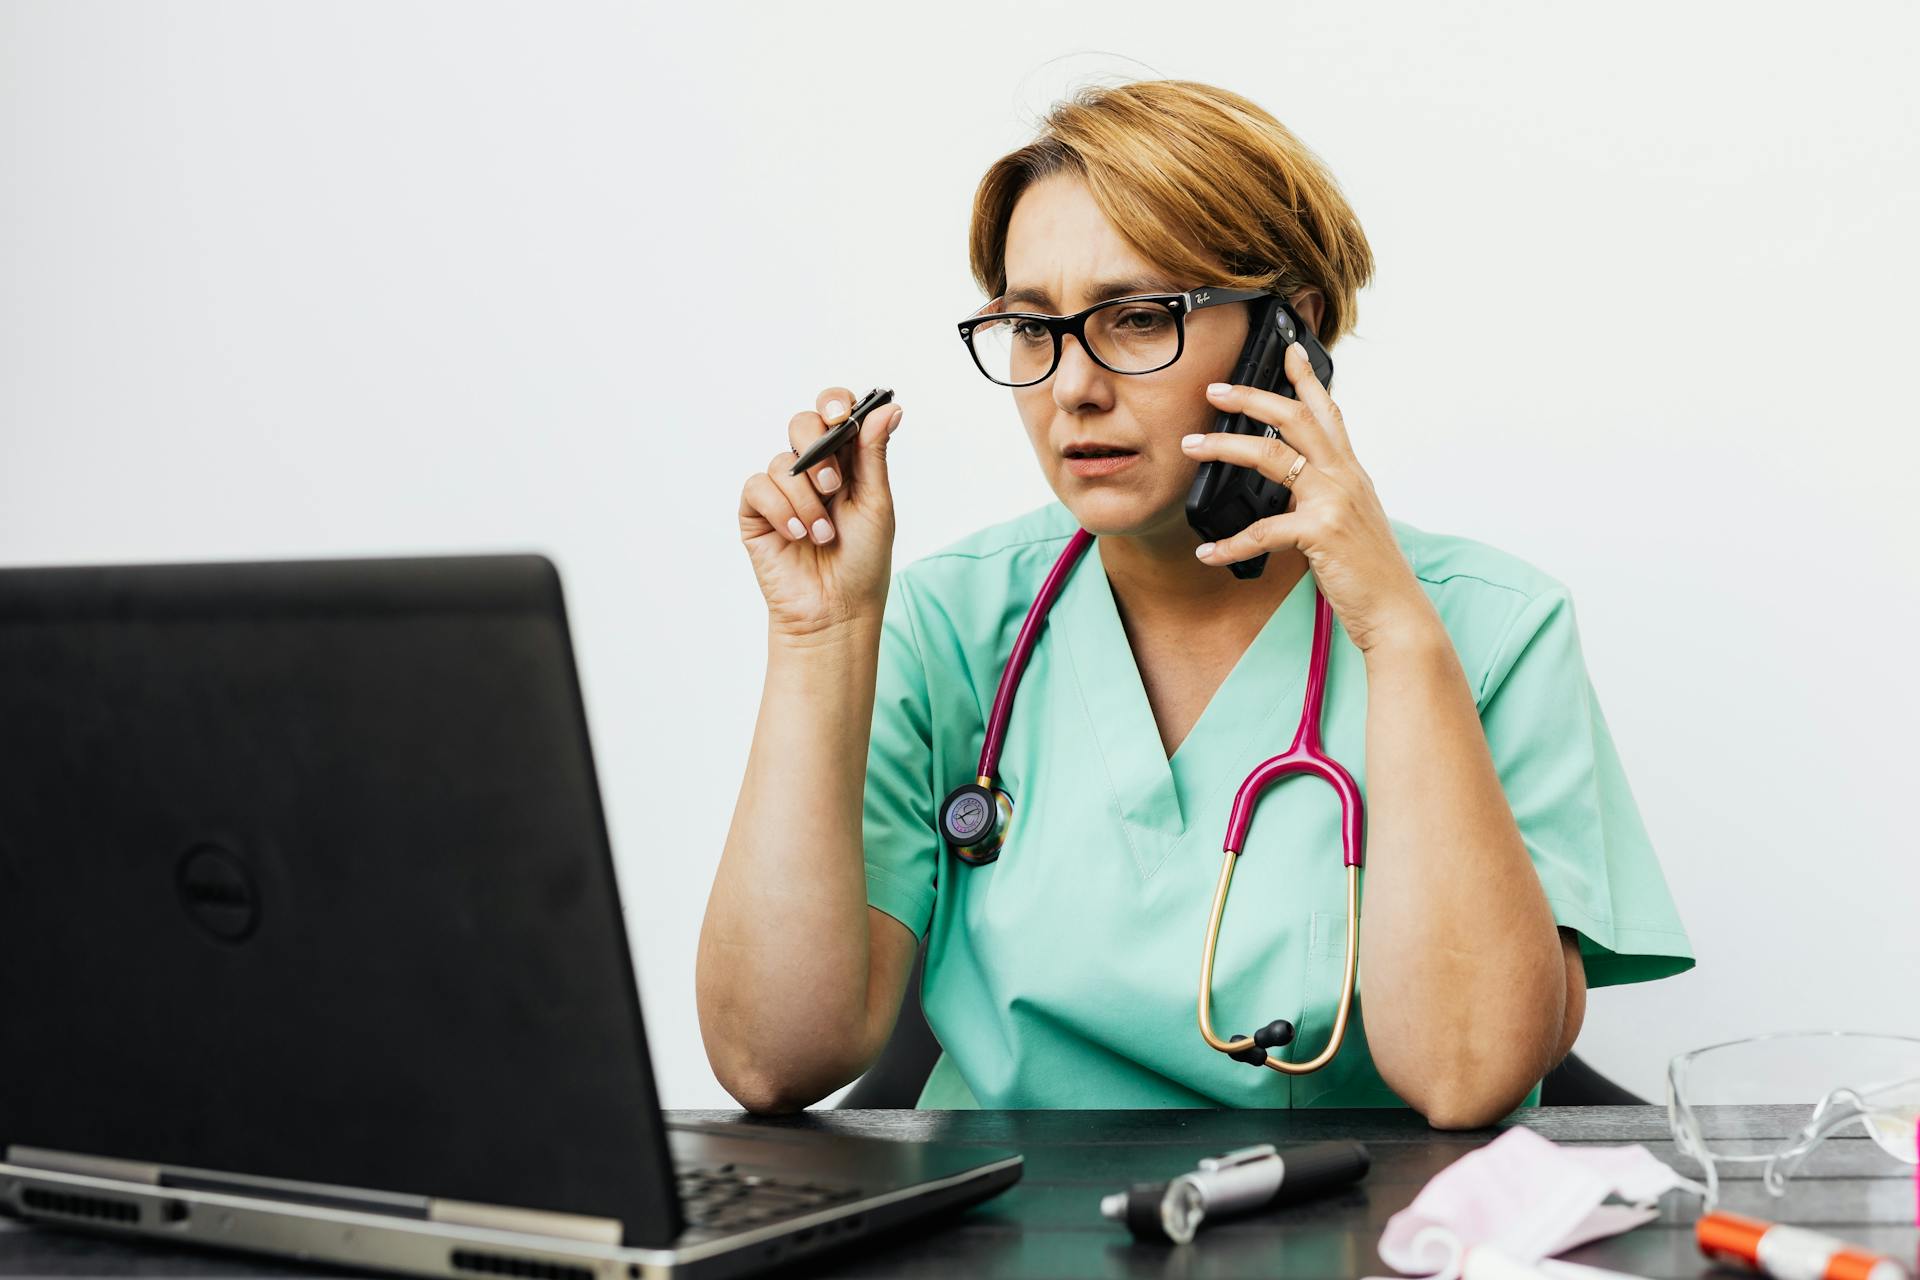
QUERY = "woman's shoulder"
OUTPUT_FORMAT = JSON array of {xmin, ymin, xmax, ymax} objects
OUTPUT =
[
  {"xmin": 885, "ymin": 501, "xmax": 1078, "ymax": 658},
  {"xmin": 914, "ymin": 500, "xmax": 1079, "ymax": 567},
  {"xmin": 1388, "ymin": 518, "xmax": 1586, "ymax": 694},
  {"xmin": 893, "ymin": 501, "xmax": 1078, "ymax": 598},
  {"xmin": 1389, "ymin": 517, "xmax": 1569, "ymax": 604}
]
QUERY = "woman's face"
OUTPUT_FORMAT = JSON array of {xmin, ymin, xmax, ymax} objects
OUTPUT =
[{"xmin": 998, "ymin": 174, "xmax": 1316, "ymax": 541}]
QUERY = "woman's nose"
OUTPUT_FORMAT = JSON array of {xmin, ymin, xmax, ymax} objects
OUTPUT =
[{"xmin": 1051, "ymin": 333, "xmax": 1111, "ymax": 407}]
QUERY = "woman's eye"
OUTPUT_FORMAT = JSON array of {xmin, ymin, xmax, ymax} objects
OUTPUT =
[
  {"xmin": 1115, "ymin": 309, "xmax": 1172, "ymax": 332},
  {"xmin": 1012, "ymin": 320, "xmax": 1051, "ymax": 343}
]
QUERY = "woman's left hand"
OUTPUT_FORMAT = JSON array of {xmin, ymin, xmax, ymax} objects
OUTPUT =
[{"xmin": 1182, "ymin": 341, "xmax": 1441, "ymax": 656}]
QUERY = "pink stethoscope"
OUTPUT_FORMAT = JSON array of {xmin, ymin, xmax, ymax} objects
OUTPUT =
[{"xmin": 936, "ymin": 527, "xmax": 1364, "ymax": 1074}]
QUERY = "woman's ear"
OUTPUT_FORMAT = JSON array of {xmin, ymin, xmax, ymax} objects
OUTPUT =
[{"xmin": 1288, "ymin": 288, "xmax": 1327, "ymax": 339}]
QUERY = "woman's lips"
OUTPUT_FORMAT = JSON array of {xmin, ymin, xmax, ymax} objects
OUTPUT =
[{"xmin": 1064, "ymin": 451, "xmax": 1139, "ymax": 478}]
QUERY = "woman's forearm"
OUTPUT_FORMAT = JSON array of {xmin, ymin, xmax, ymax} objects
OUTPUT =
[
  {"xmin": 696, "ymin": 615, "xmax": 897, "ymax": 1112},
  {"xmin": 1355, "ymin": 609, "xmax": 1568, "ymax": 1128}
]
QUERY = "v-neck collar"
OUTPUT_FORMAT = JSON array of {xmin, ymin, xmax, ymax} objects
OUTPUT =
[{"xmin": 1052, "ymin": 537, "xmax": 1319, "ymax": 878}]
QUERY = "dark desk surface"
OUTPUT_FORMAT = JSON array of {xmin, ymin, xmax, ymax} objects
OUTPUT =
[{"xmin": 2, "ymin": 1106, "xmax": 1914, "ymax": 1279}]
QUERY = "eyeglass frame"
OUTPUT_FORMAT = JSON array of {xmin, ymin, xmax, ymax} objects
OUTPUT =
[{"xmin": 956, "ymin": 285, "xmax": 1272, "ymax": 387}]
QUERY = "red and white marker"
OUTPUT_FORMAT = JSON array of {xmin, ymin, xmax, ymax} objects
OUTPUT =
[{"xmin": 1697, "ymin": 1209, "xmax": 1911, "ymax": 1280}]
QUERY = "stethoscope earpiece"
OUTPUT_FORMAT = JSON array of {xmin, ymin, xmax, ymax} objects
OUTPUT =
[
  {"xmin": 1225, "ymin": 1020, "xmax": 1294, "ymax": 1067},
  {"xmin": 941, "ymin": 780, "xmax": 1013, "ymax": 865},
  {"xmin": 1255, "ymin": 1020, "xmax": 1295, "ymax": 1048}
]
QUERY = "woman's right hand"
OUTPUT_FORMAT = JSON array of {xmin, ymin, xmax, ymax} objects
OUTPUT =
[{"xmin": 738, "ymin": 386, "xmax": 904, "ymax": 639}]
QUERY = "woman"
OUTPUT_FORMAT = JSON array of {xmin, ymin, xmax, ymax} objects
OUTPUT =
[{"xmin": 699, "ymin": 79, "xmax": 1692, "ymax": 1126}]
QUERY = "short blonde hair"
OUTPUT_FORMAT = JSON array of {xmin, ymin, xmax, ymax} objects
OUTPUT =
[{"xmin": 967, "ymin": 79, "xmax": 1375, "ymax": 348}]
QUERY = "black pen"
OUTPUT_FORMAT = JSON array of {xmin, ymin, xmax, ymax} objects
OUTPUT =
[
  {"xmin": 1100, "ymin": 1140, "xmax": 1371, "ymax": 1244},
  {"xmin": 789, "ymin": 387, "xmax": 894, "ymax": 476}
]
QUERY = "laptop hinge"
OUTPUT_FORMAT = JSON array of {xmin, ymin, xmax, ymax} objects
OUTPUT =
[
  {"xmin": 428, "ymin": 1199, "xmax": 624, "ymax": 1246},
  {"xmin": 5, "ymin": 1147, "xmax": 162, "ymax": 1185}
]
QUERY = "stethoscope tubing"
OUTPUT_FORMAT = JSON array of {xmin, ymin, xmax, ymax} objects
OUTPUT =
[
  {"xmin": 1223, "ymin": 585, "xmax": 1364, "ymax": 866},
  {"xmin": 976, "ymin": 527, "xmax": 1096, "ymax": 783},
  {"xmin": 959, "ymin": 525, "xmax": 1366, "ymax": 1076},
  {"xmin": 1200, "ymin": 570, "xmax": 1365, "ymax": 1073}
]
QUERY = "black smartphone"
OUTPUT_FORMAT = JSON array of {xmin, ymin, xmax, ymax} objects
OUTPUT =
[{"xmin": 1183, "ymin": 295, "xmax": 1334, "ymax": 580}]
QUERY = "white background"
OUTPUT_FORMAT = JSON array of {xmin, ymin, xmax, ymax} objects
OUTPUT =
[{"xmin": 3, "ymin": 1, "xmax": 1915, "ymax": 1109}]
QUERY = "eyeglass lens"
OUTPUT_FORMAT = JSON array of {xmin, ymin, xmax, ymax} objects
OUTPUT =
[{"xmin": 969, "ymin": 298, "xmax": 1181, "ymax": 385}]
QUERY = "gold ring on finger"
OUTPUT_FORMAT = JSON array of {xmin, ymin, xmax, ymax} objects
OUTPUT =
[{"xmin": 1279, "ymin": 454, "xmax": 1307, "ymax": 490}]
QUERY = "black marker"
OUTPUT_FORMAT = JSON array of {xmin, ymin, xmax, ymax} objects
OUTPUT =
[
  {"xmin": 789, "ymin": 387, "xmax": 894, "ymax": 476},
  {"xmin": 1100, "ymin": 1140, "xmax": 1370, "ymax": 1245}
]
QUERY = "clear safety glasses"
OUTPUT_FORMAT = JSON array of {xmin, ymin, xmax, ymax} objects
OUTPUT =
[{"xmin": 1666, "ymin": 1031, "xmax": 1920, "ymax": 1209}]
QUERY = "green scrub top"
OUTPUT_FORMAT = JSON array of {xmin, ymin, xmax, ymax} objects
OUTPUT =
[{"xmin": 861, "ymin": 499, "xmax": 1693, "ymax": 1109}]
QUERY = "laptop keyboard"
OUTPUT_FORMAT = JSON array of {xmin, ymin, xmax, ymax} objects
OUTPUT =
[{"xmin": 674, "ymin": 1163, "xmax": 865, "ymax": 1232}]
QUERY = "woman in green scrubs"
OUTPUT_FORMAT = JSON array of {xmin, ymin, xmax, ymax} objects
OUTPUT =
[{"xmin": 700, "ymin": 80, "xmax": 1692, "ymax": 1124}]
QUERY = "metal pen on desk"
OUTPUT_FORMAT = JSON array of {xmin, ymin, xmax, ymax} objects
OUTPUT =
[
  {"xmin": 1100, "ymin": 1140, "xmax": 1370, "ymax": 1244},
  {"xmin": 789, "ymin": 387, "xmax": 893, "ymax": 476}
]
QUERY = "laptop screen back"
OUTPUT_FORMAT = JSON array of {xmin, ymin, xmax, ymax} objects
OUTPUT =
[{"xmin": 0, "ymin": 554, "xmax": 682, "ymax": 1247}]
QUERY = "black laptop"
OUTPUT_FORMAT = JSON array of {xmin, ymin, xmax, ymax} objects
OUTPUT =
[{"xmin": 0, "ymin": 552, "xmax": 1019, "ymax": 1279}]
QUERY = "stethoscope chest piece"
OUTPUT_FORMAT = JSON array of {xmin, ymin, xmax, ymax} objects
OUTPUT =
[{"xmin": 941, "ymin": 779, "xmax": 1013, "ymax": 865}]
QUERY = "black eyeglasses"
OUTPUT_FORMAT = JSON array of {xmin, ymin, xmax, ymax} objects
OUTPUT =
[{"xmin": 956, "ymin": 286, "xmax": 1269, "ymax": 387}]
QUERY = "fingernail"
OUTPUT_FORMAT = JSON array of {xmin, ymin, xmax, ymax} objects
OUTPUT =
[
  {"xmin": 1182, "ymin": 433, "xmax": 1204, "ymax": 449},
  {"xmin": 1195, "ymin": 542, "xmax": 1215, "ymax": 558},
  {"xmin": 786, "ymin": 517, "xmax": 806, "ymax": 540},
  {"xmin": 818, "ymin": 466, "xmax": 839, "ymax": 492},
  {"xmin": 887, "ymin": 406, "xmax": 904, "ymax": 434},
  {"xmin": 1206, "ymin": 382, "xmax": 1231, "ymax": 397},
  {"xmin": 811, "ymin": 517, "xmax": 834, "ymax": 543},
  {"xmin": 1288, "ymin": 342, "xmax": 1305, "ymax": 359},
  {"xmin": 823, "ymin": 399, "xmax": 847, "ymax": 422}
]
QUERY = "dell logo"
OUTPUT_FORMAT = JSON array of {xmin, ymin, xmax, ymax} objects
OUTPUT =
[{"xmin": 176, "ymin": 843, "xmax": 262, "ymax": 943}]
